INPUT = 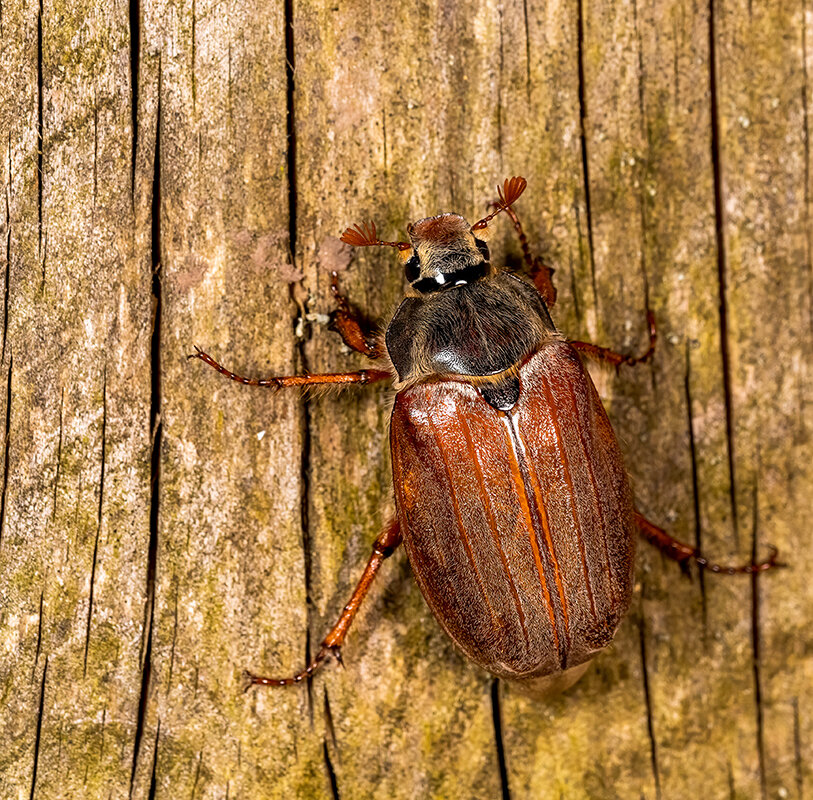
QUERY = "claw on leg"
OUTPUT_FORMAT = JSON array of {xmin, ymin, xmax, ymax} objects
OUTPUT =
[
  {"xmin": 244, "ymin": 519, "xmax": 402, "ymax": 691},
  {"xmin": 636, "ymin": 511, "xmax": 784, "ymax": 574},
  {"xmin": 571, "ymin": 309, "xmax": 657, "ymax": 370}
]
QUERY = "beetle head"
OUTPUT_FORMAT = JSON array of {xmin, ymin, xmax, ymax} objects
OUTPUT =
[
  {"xmin": 340, "ymin": 176, "xmax": 527, "ymax": 295},
  {"xmin": 403, "ymin": 213, "xmax": 489, "ymax": 292}
]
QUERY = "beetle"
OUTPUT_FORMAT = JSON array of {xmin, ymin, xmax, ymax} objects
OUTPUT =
[{"xmin": 190, "ymin": 176, "xmax": 780, "ymax": 696}]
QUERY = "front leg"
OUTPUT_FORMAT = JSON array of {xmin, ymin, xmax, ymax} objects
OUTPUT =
[{"xmin": 329, "ymin": 270, "xmax": 386, "ymax": 359}]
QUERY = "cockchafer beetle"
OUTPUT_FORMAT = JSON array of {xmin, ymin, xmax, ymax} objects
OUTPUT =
[{"xmin": 190, "ymin": 176, "xmax": 780, "ymax": 697}]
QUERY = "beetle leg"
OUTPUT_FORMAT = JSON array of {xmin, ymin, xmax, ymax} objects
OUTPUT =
[
  {"xmin": 245, "ymin": 519, "xmax": 402, "ymax": 689},
  {"xmin": 635, "ymin": 511, "xmax": 783, "ymax": 574},
  {"xmin": 188, "ymin": 347, "xmax": 391, "ymax": 389},
  {"xmin": 329, "ymin": 270, "xmax": 386, "ymax": 359},
  {"xmin": 570, "ymin": 310, "xmax": 657, "ymax": 369},
  {"xmin": 497, "ymin": 204, "xmax": 557, "ymax": 308}
]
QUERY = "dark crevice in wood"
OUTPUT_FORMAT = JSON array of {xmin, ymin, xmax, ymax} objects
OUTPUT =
[
  {"xmin": 166, "ymin": 576, "xmax": 178, "ymax": 695},
  {"xmin": 631, "ymin": 0, "xmax": 655, "ymax": 396},
  {"xmin": 522, "ymin": 0, "xmax": 531, "ymax": 104},
  {"xmin": 147, "ymin": 720, "xmax": 160, "ymax": 800},
  {"xmin": 323, "ymin": 686, "xmax": 338, "ymax": 754},
  {"xmin": 93, "ymin": 91, "xmax": 98, "ymax": 212},
  {"xmin": 490, "ymin": 679, "xmax": 511, "ymax": 800},
  {"xmin": 0, "ymin": 355, "xmax": 12, "ymax": 549},
  {"xmin": 29, "ymin": 657, "xmax": 48, "ymax": 800},
  {"xmin": 684, "ymin": 346, "xmax": 707, "ymax": 630},
  {"xmin": 37, "ymin": 0, "xmax": 43, "ymax": 266},
  {"xmin": 190, "ymin": 751, "xmax": 202, "ymax": 799},
  {"xmin": 727, "ymin": 763, "xmax": 736, "ymax": 799},
  {"xmin": 575, "ymin": 0, "xmax": 597, "ymax": 312},
  {"xmin": 382, "ymin": 109, "xmax": 388, "ymax": 176},
  {"xmin": 31, "ymin": 590, "xmax": 44, "ymax": 683},
  {"xmin": 284, "ymin": 0, "xmax": 296, "ymax": 256},
  {"xmin": 84, "ymin": 372, "xmax": 106, "ymax": 676},
  {"xmin": 191, "ymin": 0, "xmax": 197, "ymax": 113},
  {"xmin": 638, "ymin": 592, "xmax": 661, "ymax": 800},
  {"xmin": 750, "ymin": 484, "xmax": 767, "ymax": 800},
  {"xmin": 708, "ymin": 0, "xmax": 739, "ymax": 549},
  {"xmin": 52, "ymin": 387, "xmax": 63, "ymax": 521},
  {"xmin": 284, "ymin": 0, "xmax": 314, "ymax": 722},
  {"xmin": 4, "ymin": 133, "xmax": 11, "ymax": 364},
  {"xmin": 131, "ymin": 65, "xmax": 162, "ymax": 799},
  {"xmin": 802, "ymin": 0, "xmax": 813, "ymax": 339},
  {"xmin": 99, "ymin": 706, "xmax": 107, "ymax": 763},
  {"xmin": 793, "ymin": 696, "xmax": 804, "ymax": 800},
  {"xmin": 323, "ymin": 739, "xmax": 340, "ymax": 800},
  {"xmin": 129, "ymin": 0, "xmax": 140, "ymax": 192}
]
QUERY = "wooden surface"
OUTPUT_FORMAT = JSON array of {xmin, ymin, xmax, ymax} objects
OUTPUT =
[{"xmin": 1, "ymin": 0, "xmax": 811, "ymax": 797}]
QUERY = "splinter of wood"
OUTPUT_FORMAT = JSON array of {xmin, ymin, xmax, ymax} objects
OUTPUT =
[
  {"xmin": 245, "ymin": 519, "xmax": 403, "ymax": 689},
  {"xmin": 329, "ymin": 270, "xmax": 385, "ymax": 359},
  {"xmin": 570, "ymin": 310, "xmax": 657, "ymax": 368},
  {"xmin": 188, "ymin": 347, "xmax": 391, "ymax": 388},
  {"xmin": 635, "ymin": 511, "xmax": 782, "ymax": 574}
]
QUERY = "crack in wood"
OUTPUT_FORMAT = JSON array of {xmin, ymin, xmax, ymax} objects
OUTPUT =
[
  {"xmin": 750, "ymin": 482, "xmax": 767, "ymax": 800},
  {"xmin": 522, "ymin": 0, "xmax": 531, "ymax": 104},
  {"xmin": 0, "ymin": 355, "xmax": 12, "ymax": 550},
  {"xmin": 684, "ymin": 345, "xmax": 708, "ymax": 630},
  {"xmin": 52, "ymin": 387, "xmax": 63, "ymax": 521},
  {"xmin": 576, "ymin": 0, "xmax": 598, "ymax": 314},
  {"xmin": 322, "ymin": 739, "xmax": 340, "ymax": 800},
  {"xmin": 132, "ymin": 57, "xmax": 162, "ymax": 799},
  {"xmin": 146, "ymin": 720, "xmax": 160, "ymax": 800},
  {"xmin": 129, "ymin": 0, "xmax": 140, "ymax": 195},
  {"xmin": 3, "ymin": 132, "xmax": 11, "ymax": 364},
  {"xmin": 708, "ymin": 0, "xmax": 739, "ymax": 550},
  {"xmin": 323, "ymin": 686, "xmax": 338, "ymax": 755},
  {"xmin": 190, "ymin": 751, "xmax": 202, "ymax": 799},
  {"xmin": 166, "ymin": 575, "xmax": 178, "ymax": 695},
  {"xmin": 31, "ymin": 590, "xmax": 43, "ymax": 684},
  {"xmin": 490, "ymin": 679, "xmax": 511, "ymax": 800},
  {"xmin": 638, "ymin": 588, "xmax": 661, "ymax": 800},
  {"xmin": 37, "ymin": 0, "xmax": 43, "ymax": 271},
  {"xmin": 84, "ymin": 371, "xmax": 107, "ymax": 676},
  {"xmin": 29, "ymin": 657, "xmax": 48, "ymax": 800},
  {"xmin": 803, "ymin": 0, "xmax": 813, "ymax": 338}
]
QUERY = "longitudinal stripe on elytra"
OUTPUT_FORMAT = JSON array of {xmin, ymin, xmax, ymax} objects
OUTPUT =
[
  {"xmin": 426, "ymin": 414, "xmax": 501, "ymax": 632},
  {"xmin": 563, "ymin": 371, "xmax": 618, "ymax": 607},
  {"xmin": 458, "ymin": 412, "xmax": 531, "ymax": 649},
  {"xmin": 501, "ymin": 415, "xmax": 562, "ymax": 658},
  {"xmin": 539, "ymin": 372, "xmax": 598, "ymax": 623}
]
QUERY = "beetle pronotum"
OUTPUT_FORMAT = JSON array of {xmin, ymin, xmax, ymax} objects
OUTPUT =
[{"xmin": 191, "ymin": 176, "xmax": 780, "ymax": 697}]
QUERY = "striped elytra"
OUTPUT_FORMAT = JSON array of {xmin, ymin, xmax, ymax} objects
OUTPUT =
[{"xmin": 390, "ymin": 341, "xmax": 636, "ymax": 693}]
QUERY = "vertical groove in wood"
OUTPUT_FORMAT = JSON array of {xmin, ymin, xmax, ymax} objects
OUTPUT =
[{"xmin": 0, "ymin": 0, "xmax": 809, "ymax": 796}]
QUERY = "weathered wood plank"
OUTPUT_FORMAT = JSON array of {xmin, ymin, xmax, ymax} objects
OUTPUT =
[
  {"xmin": 0, "ymin": 0, "xmax": 151, "ymax": 795},
  {"xmin": 714, "ymin": 1, "xmax": 812, "ymax": 797},
  {"xmin": 1, "ymin": 0, "xmax": 811, "ymax": 797},
  {"xmin": 128, "ymin": 0, "xmax": 326, "ymax": 795}
]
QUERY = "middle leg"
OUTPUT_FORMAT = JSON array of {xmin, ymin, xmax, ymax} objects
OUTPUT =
[
  {"xmin": 189, "ymin": 347, "xmax": 391, "ymax": 389},
  {"xmin": 329, "ymin": 270, "xmax": 386, "ymax": 359}
]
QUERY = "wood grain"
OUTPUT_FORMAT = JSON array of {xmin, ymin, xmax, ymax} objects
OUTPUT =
[{"xmin": 0, "ymin": 0, "xmax": 810, "ymax": 797}]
